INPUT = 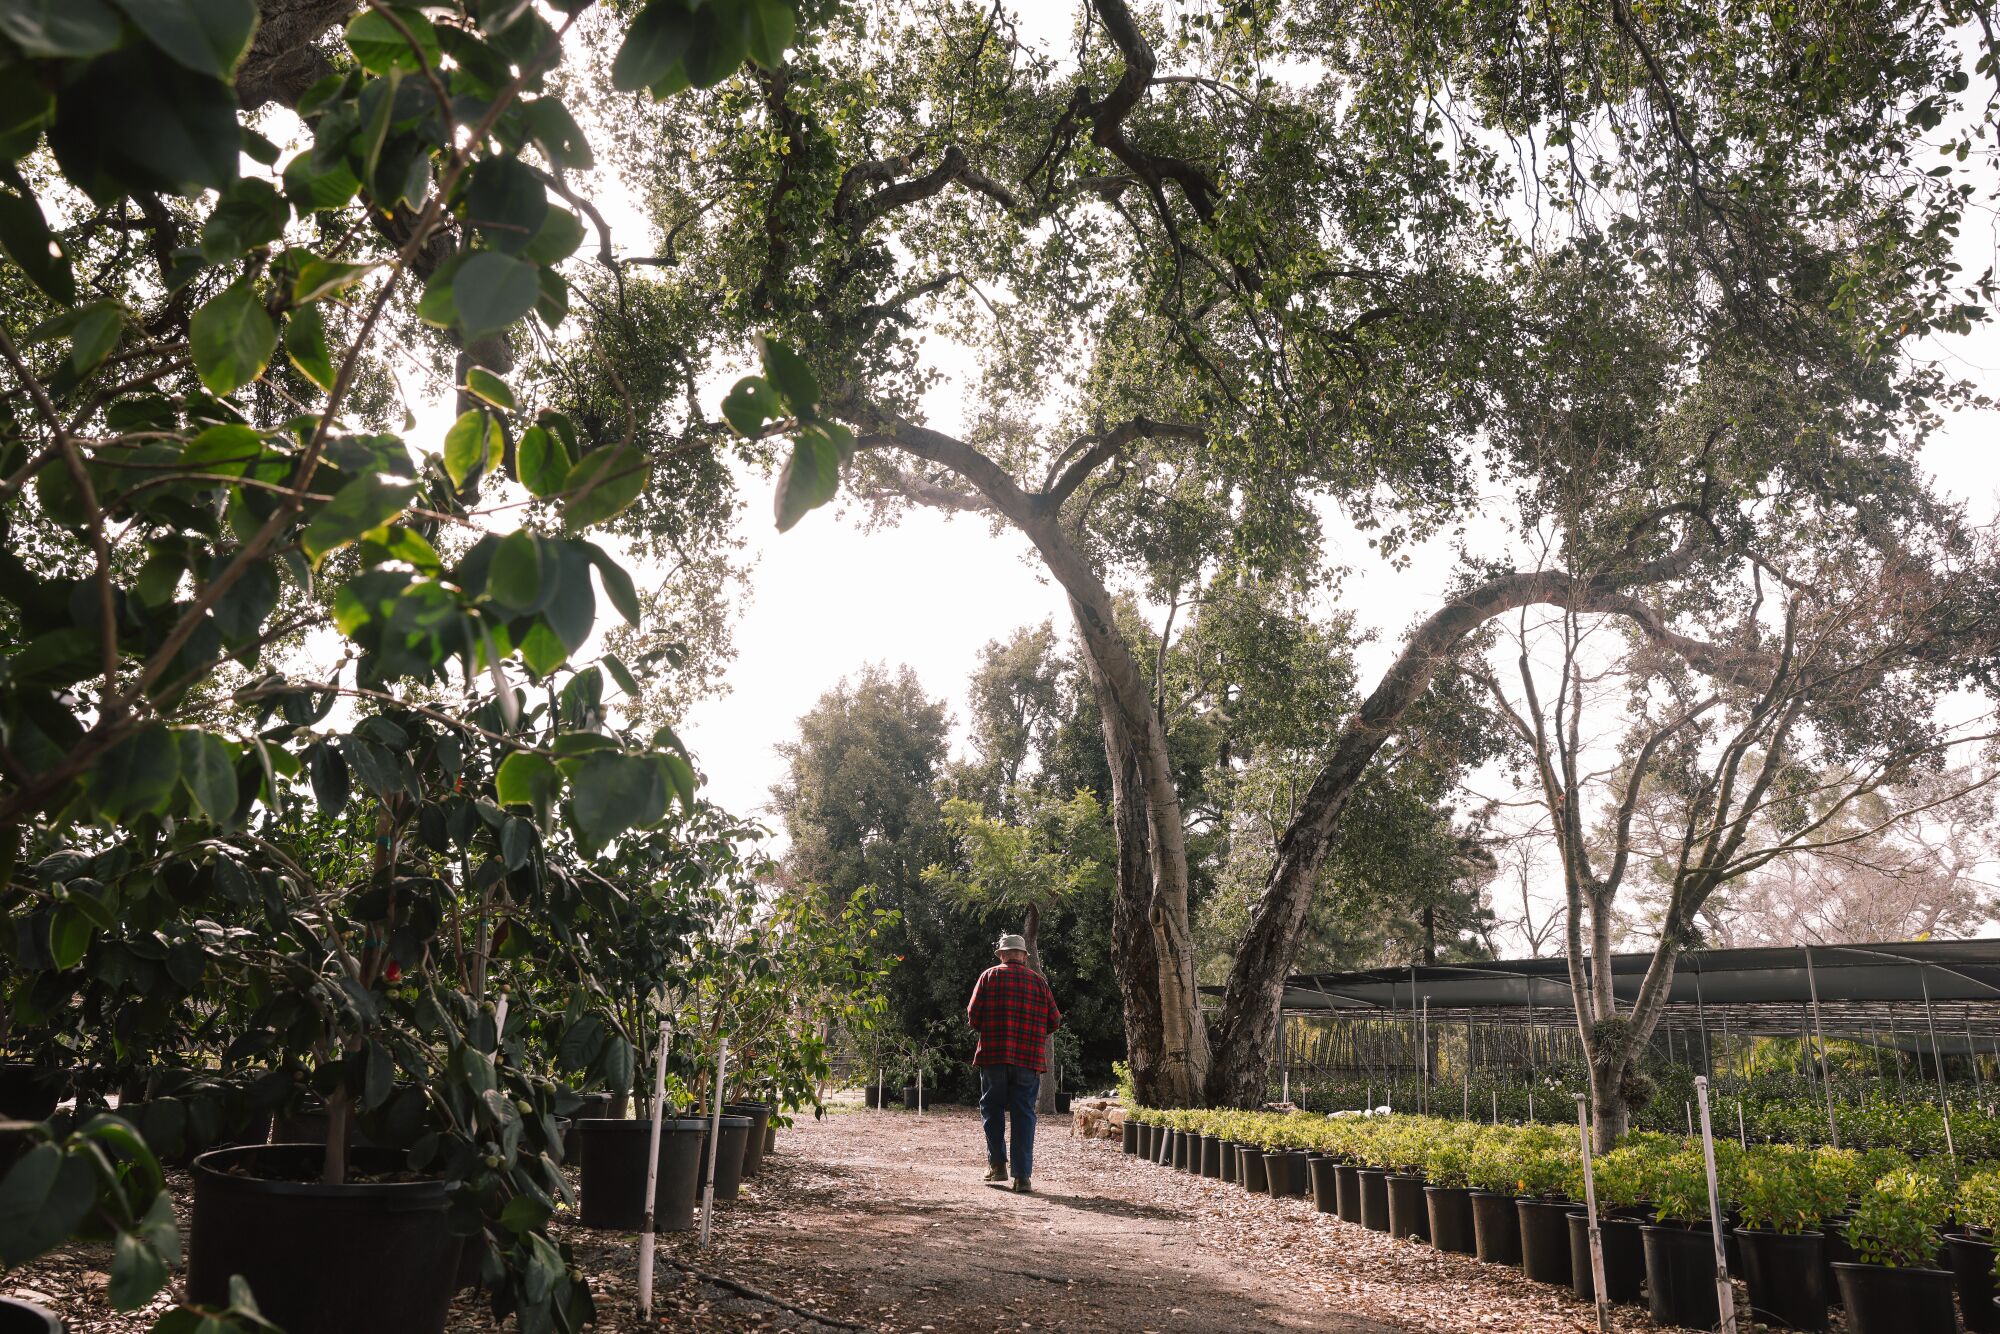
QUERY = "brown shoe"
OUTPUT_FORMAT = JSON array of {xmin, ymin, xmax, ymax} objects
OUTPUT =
[
  {"xmin": 983, "ymin": 1164, "xmax": 1008, "ymax": 1183},
  {"xmin": 1012, "ymin": 1178, "xmax": 1032, "ymax": 1194}
]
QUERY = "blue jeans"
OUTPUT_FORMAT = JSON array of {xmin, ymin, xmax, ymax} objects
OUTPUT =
[{"xmin": 978, "ymin": 1063, "xmax": 1040, "ymax": 1181}]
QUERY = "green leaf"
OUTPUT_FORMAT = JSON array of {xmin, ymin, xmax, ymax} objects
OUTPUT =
[
  {"xmin": 560, "ymin": 446, "xmax": 649, "ymax": 532},
  {"xmin": 176, "ymin": 729, "xmax": 237, "ymax": 823},
  {"xmin": 518, "ymin": 619, "xmax": 568, "ymax": 677},
  {"xmin": 200, "ymin": 177, "xmax": 288, "ymax": 262},
  {"xmin": 452, "ymin": 251, "xmax": 539, "ymax": 340},
  {"xmin": 488, "ymin": 531, "xmax": 543, "ymax": 610},
  {"xmin": 109, "ymin": 1224, "xmax": 171, "ymax": 1311},
  {"xmin": 534, "ymin": 263, "xmax": 568, "ymax": 327},
  {"xmin": 90, "ymin": 727, "xmax": 181, "ymax": 823},
  {"xmin": 520, "ymin": 204, "xmax": 585, "ymax": 266},
  {"xmin": 515, "ymin": 425, "xmax": 569, "ymax": 498},
  {"xmin": 67, "ymin": 299, "xmax": 124, "ymax": 375},
  {"xmin": 773, "ymin": 429, "xmax": 841, "ymax": 531},
  {"xmin": 190, "ymin": 278, "xmax": 275, "ymax": 395},
  {"xmin": 569, "ymin": 751, "xmax": 669, "ymax": 845},
  {"xmin": 463, "ymin": 157, "xmax": 547, "ymax": 256},
  {"xmin": 744, "ymin": 0, "xmax": 795, "ymax": 67},
  {"xmin": 49, "ymin": 905, "xmax": 90, "ymax": 970},
  {"xmin": 0, "ymin": 189, "xmax": 75, "ymax": 304},
  {"xmin": 345, "ymin": 7, "xmax": 441, "ymax": 74},
  {"xmin": 721, "ymin": 375, "xmax": 781, "ymax": 436},
  {"xmin": 305, "ymin": 740, "xmax": 350, "ymax": 816},
  {"xmin": 442, "ymin": 409, "xmax": 503, "ymax": 490},
  {"xmin": 498, "ymin": 1193, "xmax": 551, "ymax": 1234},
  {"xmin": 292, "ymin": 257, "xmax": 377, "ymax": 305},
  {"xmin": 604, "ymin": 653, "xmax": 640, "ymax": 697},
  {"xmin": 464, "ymin": 366, "xmax": 517, "ymax": 410},
  {"xmin": 47, "ymin": 45, "xmax": 241, "ymax": 202},
  {"xmin": 111, "ymin": 0, "xmax": 259, "ymax": 79},
  {"xmin": 0, "ymin": 0, "xmax": 120, "ymax": 57},
  {"xmin": 612, "ymin": 0, "xmax": 694, "ymax": 92},
  {"xmin": 180, "ymin": 423, "xmax": 267, "ymax": 477},
  {"xmin": 495, "ymin": 751, "xmax": 560, "ymax": 828},
  {"xmin": 584, "ymin": 543, "xmax": 641, "ymax": 624},
  {"xmin": 762, "ymin": 339, "xmax": 818, "ymax": 415},
  {"xmin": 285, "ymin": 302, "xmax": 336, "ymax": 392},
  {"xmin": 303, "ymin": 475, "xmax": 417, "ymax": 564},
  {"xmin": 0, "ymin": 1144, "xmax": 96, "ymax": 1266}
]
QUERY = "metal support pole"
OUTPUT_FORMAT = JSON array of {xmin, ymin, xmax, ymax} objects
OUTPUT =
[
  {"xmin": 700, "ymin": 1037, "xmax": 728, "ymax": 1247},
  {"xmin": 917, "ymin": 1057, "xmax": 925, "ymax": 1119},
  {"xmin": 1736, "ymin": 1100, "xmax": 1746, "ymax": 1150},
  {"xmin": 637, "ymin": 1019, "xmax": 672, "ymax": 1319},
  {"xmin": 1802, "ymin": 944, "xmax": 1839, "ymax": 1148},
  {"xmin": 1694, "ymin": 968, "xmax": 1713, "ymax": 1080},
  {"xmin": 1463, "ymin": 1021, "xmax": 1471, "ymax": 1120},
  {"xmin": 1576, "ymin": 1094, "xmax": 1612, "ymax": 1334},
  {"xmin": 1420, "ymin": 998, "xmax": 1430, "ymax": 1116},
  {"xmin": 1890, "ymin": 1005, "xmax": 1904, "ymax": 1090},
  {"xmin": 1919, "ymin": 966, "xmax": 1956, "ymax": 1163},
  {"xmin": 1695, "ymin": 1077, "xmax": 1739, "ymax": 1333},
  {"xmin": 1967, "ymin": 1009, "xmax": 1984, "ymax": 1100},
  {"xmin": 1492, "ymin": 1090, "xmax": 1499, "ymax": 1125}
]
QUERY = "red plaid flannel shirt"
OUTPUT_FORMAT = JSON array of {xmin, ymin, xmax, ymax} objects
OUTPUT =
[{"xmin": 966, "ymin": 960, "xmax": 1062, "ymax": 1070}]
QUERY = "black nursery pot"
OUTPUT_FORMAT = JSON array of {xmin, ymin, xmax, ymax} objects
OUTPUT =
[
  {"xmin": 1832, "ymin": 1261, "xmax": 1957, "ymax": 1334},
  {"xmin": 1054, "ymin": 1092, "xmax": 1071, "ymax": 1113},
  {"xmin": 1822, "ymin": 1212, "xmax": 1855, "ymax": 1308},
  {"xmin": 187, "ymin": 1144, "xmax": 460, "ymax": 1334},
  {"xmin": 1200, "ymin": 1134, "xmax": 1223, "ymax": 1179},
  {"xmin": 1308, "ymin": 1156, "xmax": 1339, "ymax": 1214},
  {"xmin": 1948, "ymin": 1232, "xmax": 2000, "ymax": 1334},
  {"xmin": 1122, "ymin": 1121, "xmax": 1140, "ymax": 1155},
  {"xmin": 1240, "ymin": 1146, "xmax": 1270, "ymax": 1193},
  {"xmin": 1266, "ymin": 1151, "xmax": 1309, "ymax": 1198},
  {"xmin": 1426, "ymin": 1186, "xmax": 1476, "ymax": 1254},
  {"xmin": 0, "ymin": 1064, "xmax": 62, "ymax": 1121},
  {"xmin": 1470, "ymin": 1190, "xmax": 1522, "ymax": 1265},
  {"xmin": 1643, "ymin": 1223, "xmax": 1725, "ymax": 1331},
  {"xmin": 1517, "ymin": 1198, "xmax": 1574, "ymax": 1285},
  {"xmin": 575, "ymin": 1117, "xmax": 707, "ymax": 1232},
  {"xmin": 0, "ymin": 1297, "xmax": 62, "ymax": 1333},
  {"xmin": 1357, "ymin": 1168, "xmax": 1391, "ymax": 1231},
  {"xmin": 1387, "ymin": 1175, "xmax": 1431, "ymax": 1242},
  {"xmin": 1334, "ymin": 1163, "xmax": 1364, "ymax": 1224},
  {"xmin": 1737, "ymin": 1228, "xmax": 1828, "ymax": 1331},
  {"xmin": 901, "ymin": 1085, "xmax": 933, "ymax": 1111},
  {"xmin": 724, "ymin": 1102, "xmax": 772, "ymax": 1179},
  {"xmin": 700, "ymin": 1114, "xmax": 754, "ymax": 1201},
  {"xmin": 1566, "ymin": 1211, "xmax": 1645, "ymax": 1305}
]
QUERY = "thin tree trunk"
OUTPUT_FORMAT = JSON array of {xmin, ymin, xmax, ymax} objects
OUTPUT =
[{"xmin": 1023, "ymin": 902, "xmax": 1058, "ymax": 1114}]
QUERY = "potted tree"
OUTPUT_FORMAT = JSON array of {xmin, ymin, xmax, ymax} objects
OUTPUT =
[
  {"xmin": 1735, "ymin": 1146, "xmax": 1834, "ymax": 1330},
  {"xmin": 1834, "ymin": 1167, "xmax": 1956, "ymax": 1333},
  {"xmin": 1566, "ymin": 1144, "xmax": 1652, "ymax": 1305}
]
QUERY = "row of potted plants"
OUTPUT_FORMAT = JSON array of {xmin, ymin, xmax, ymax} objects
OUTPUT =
[
  {"xmin": 1292, "ymin": 1068, "xmax": 2000, "ymax": 1158},
  {"xmin": 1122, "ymin": 1107, "xmax": 2000, "ymax": 1333}
]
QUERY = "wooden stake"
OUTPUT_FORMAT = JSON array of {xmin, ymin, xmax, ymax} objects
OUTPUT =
[
  {"xmin": 638, "ymin": 1019, "xmax": 672, "ymax": 1320},
  {"xmin": 700, "ymin": 1037, "xmax": 728, "ymax": 1248},
  {"xmin": 1575, "ymin": 1094, "xmax": 1612, "ymax": 1334},
  {"xmin": 1694, "ymin": 1077, "xmax": 1738, "ymax": 1333}
]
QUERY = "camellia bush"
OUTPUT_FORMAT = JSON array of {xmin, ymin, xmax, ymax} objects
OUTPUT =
[{"xmin": 0, "ymin": 0, "xmax": 849, "ymax": 1328}]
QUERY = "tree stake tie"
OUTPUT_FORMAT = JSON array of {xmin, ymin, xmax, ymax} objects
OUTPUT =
[
  {"xmin": 638, "ymin": 1018, "xmax": 673, "ymax": 1320},
  {"xmin": 701, "ymin": 1035, "xmax": 729, "ymax": 1248}
]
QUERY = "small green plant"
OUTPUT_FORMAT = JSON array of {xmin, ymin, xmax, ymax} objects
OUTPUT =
[
  {"xmin": 1959, "ymin": 1167, "xmax": 2000, "ymax": 1234},
  {"xmin": 1586, "ymin": 1146, "xmax": 1656, "ymax": 1212},
  {"xmin": 1845, "ymin": 1168, "xmax": 1950, "ymax": 1268},
  {"xmin": 1737, "ymin": 1147, "xmax": 1823, "ymax": 1234},
  {"xmin": 1114, "ymin": 1061, "xmax": 1137, "ymax": 1106},
  {"xmin": 1648, "ymin": 1151, "xmax": 1717, "ymax": 1223}
]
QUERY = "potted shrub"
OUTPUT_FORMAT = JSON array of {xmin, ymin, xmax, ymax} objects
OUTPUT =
[
  {"xmin": 1466, "ymin": 1130, "xmax": 1523, "ymax": 1264},
  {"xmin": 1948, "ymin": 1166, "xmax": 2000, "ymax": 1334},
  {"xmin": 1423, "ymin": 1126, "xmax": 1479, "ymax": 1254},
  {"xmin": 1264, "ymin": 1118, "xmax": 1310, "ymax": 1199},
  {"xmin": 1640, "ymin": 1149, "xmax": 1730, "ymax": 1330},
  {"xmin": 1834, "ymin": 1167, "xmax": 1956, "ymax": 1333},
  {"xmin": 1735, "ymin": 1146, "xmax": 1832, "ymax": 1330},
  {"xmin": 1566, "ymin": 1144, "xmax": 1652, "ymax": 1305},
  {"xmin": 1512, "ymin": 1135, "xmax": 1577, "ymax": 1286}
]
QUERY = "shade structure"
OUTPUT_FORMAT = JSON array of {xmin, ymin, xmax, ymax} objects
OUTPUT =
[{"xmin": 1248, "ymin": 939, "xmax": 2000, "ymax": 1039}]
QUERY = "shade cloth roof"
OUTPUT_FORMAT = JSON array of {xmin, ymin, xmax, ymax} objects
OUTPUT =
[{"xmin": 1270, "ymin": 938, "xmax": 2000, "ymax": 1017}]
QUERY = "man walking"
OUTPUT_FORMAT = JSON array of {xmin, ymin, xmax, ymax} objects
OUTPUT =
[{"xmin": 966, "ymin": 932, "xmax": 1062, "ymax": 1193}]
